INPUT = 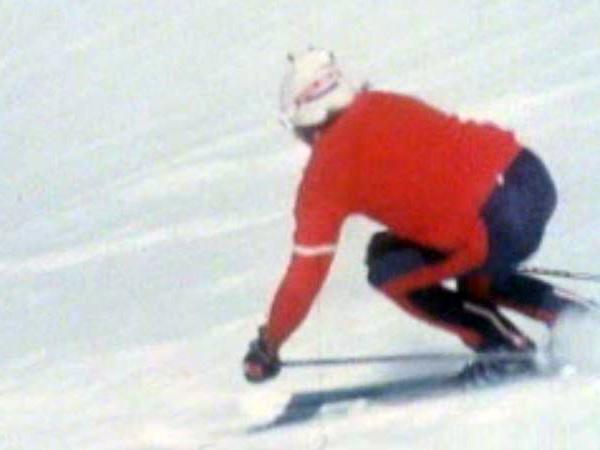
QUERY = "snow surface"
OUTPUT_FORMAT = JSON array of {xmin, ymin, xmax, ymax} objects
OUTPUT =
[{"xmin": 1, "ymin": 1, "xmax": 599, "ymax": 449}]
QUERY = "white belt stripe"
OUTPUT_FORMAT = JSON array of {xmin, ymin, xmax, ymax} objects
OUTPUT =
[
  {"xmin": 464, "ymin": 302, "xmax": 522, "ymax": 345},
  {"xmin": 293, "ymin": 243, "xmax": 337, "ymax": 257}
]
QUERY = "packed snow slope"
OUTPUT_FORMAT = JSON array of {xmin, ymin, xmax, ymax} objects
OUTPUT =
[{"xmin": 1, "ymin": 1, "xmax": 599, "ymax": 449}]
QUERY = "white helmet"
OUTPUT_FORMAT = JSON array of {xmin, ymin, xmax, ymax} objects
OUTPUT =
[{"xmin": 280, "ymin": 48, "xmax": 357, "ymax": 128}]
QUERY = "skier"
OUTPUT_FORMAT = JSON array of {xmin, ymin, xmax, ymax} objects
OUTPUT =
[{"xmin": 243, "ymin": 48, "xmax": 581, "ymax": 384}]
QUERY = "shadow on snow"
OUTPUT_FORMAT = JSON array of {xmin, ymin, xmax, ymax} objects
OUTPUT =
[{"xmin": 248, "ymin": 371, "xmax": 464, "ymax": 433}]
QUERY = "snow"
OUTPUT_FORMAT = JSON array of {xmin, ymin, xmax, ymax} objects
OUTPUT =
[{"xmin": 0, "ymin": 1, "xmax": 599, "ymax": 449}]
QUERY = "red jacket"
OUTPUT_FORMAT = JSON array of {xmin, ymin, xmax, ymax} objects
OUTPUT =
[{"xmin": 265, "ymin": 91, "xmax": 521, "ymax": 349}]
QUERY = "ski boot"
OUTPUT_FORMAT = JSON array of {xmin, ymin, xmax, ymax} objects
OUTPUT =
[{"xmin": 458, "ymin": 342, "xmax": 538, "ymax": 387}]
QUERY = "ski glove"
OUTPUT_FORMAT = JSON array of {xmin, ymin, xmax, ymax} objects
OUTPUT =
[{"xmin": 243, "ymin": 326, "xmax": 281, "ymax": 383}]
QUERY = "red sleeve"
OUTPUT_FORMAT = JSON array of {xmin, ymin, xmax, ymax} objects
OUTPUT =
[
  {"xmin": 265, "ymin": 252, "xmax": 335, "ymax": 349},
  {"xmin": 381, "ymin": 219, "xmax": 489, "ymax": 297},
  {"xmin": 264, "ymin": 151, "xmax": 349, "ymax": 350}
]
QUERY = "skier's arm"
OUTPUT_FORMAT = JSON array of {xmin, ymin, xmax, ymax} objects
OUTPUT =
[
  {"xmin": 263, "ymin": 190, "xmax": 345, "ymax": 351},
  {"xmin": 243, "ymin": 244, "xmax": 336, "ymax": 383},
  {"xmin": 381, "ymin": 219, "xmax": 488, "ymax": 297},
  {"xmin": 261, "ymin": 140, "xmax": 350, "ymax": 353},
  {"xmin": 264, "ymin": 248, "xmax": 335, "ymax": 350}
]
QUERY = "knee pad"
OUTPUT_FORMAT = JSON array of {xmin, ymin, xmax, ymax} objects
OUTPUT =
[
  {"xmin": 365, "ymin": 232, "xmax": 446, "ymax": 288},
  {"xmin": 367, "ymin": 247, "xmax": 428, "ymax": 288},
  {"xmin": 365, "ymin": 231, "xmax": 411, "ymax": 267}
]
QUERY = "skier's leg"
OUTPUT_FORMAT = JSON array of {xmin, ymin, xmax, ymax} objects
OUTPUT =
[
  {"xmin": 470, "ymin": 147, "xmax": 584, "ymax": 326},
  {"xmin": 365, "ymin": 232, "xmax": 533, "ymax": 351},
  {"xmin": 406, "ymin": 286, "xmax": 535, "ymax": 351},
  {"xmin": 480, "ymin": 148, "xmax": 557, "ymax": 275},
  {"xmin": 460, "ymin": 272, "xmax": 586, "ymax": 326}
]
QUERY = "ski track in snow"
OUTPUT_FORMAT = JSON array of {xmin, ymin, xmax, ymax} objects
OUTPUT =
[
  {"xmin": 0, "ymin": 1, "xmax": 599, "ymax": 449},
  {"xmin": 0, "ymin": 213, "xmax": 282, "ymax": 279}
]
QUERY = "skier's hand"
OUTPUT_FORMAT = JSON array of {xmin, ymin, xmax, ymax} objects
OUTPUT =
[{"xmin": 243, "ymin": 326, "xmax": 281, "ymax": 383}]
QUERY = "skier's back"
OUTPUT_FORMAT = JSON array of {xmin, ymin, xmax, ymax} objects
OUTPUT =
[{"xmin": 297, "ymin": 90, "xmax": 519, "ymax": 254}]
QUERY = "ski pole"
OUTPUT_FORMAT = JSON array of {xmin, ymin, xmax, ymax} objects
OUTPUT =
[
  {"xmin": 283, "ymin": 352, "xmax": 469, "ymax": 368},
  {"xmin": 282, "ymin": 350, "xmax": 536, "ymax": 368},
  {"xmin": 519, "ymin": 266, "xmax": 600, "ymax": 283}
]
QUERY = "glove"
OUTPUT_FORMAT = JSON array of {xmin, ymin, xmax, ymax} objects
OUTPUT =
[{"xmin": 243, "ymin": 326, "xmax": 281, "ymax": 383}]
